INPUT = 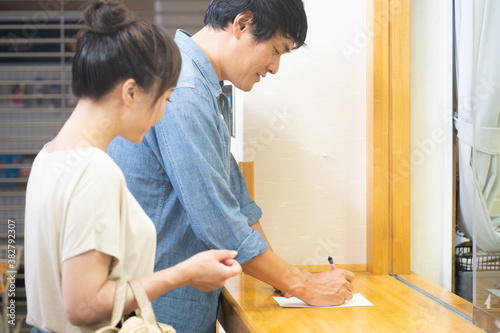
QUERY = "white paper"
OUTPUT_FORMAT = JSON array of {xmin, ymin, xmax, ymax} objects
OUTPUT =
[
  {"xmin": 485, "ymin": 295, "xmax": 491, "ymax": 309},
  {"xmin": 272, "ymin": 293, "xmax": 373, "ymax": 308}
]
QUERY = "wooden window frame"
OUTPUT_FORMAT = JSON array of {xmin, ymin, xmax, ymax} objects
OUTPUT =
[{"xmin": 366, "ymin": 0, "xmax": 411, "ymax": 275}]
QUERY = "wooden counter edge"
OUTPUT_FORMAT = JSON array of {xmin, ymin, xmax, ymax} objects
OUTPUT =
[
  {"xmin": 218, "ymin": 285, "xmax": 254, "ymax": 333},
  {"xmin": 397, "ymin": 273, "xmax": 473, "ymax": 318}
]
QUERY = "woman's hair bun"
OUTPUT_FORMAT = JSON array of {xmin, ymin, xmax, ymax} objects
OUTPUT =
[
  {"xmin": 73, "ymin": 0, "xmax": 181, "ymax": 102},
  {"xmin": 83, "ymin": 0, "xmax": 136, "ymax": 34}
]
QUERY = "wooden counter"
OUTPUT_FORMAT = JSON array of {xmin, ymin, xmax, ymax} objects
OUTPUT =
[{"xmin": 218, "ymin": 268, "xmax": 483, "ymax": 333}]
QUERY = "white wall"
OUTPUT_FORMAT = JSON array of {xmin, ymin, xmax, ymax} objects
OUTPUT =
[
  {"xmin": 233, "ymin": 1, "xmax": 455, "ymax": 289},
  {"xmin": 241, "ymin": 0, "xmax": 366, "ymax": 266},
  {"xmin": 410, "ymin": 1, "xmax": 454, "ymax": 289}
]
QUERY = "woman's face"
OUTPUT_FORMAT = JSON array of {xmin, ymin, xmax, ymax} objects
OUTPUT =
[{"xmin": 126, "ymin": 86, "xmax": 174, "ymax": 143}]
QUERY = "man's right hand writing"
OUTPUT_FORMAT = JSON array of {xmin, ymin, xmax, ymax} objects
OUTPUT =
[
  {"xmin": 291, "ymin": 268, "xmax": 356, "ymax": 306},
  {"xmin": 242, "ymin": 249, "xmax": 356, "ymax": 307}
]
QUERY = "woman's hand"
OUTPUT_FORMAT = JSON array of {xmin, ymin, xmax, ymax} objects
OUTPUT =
[
  {"xmin": 61, "ymin": 249, "xmax": 242, "ymax": 327},
  {"xmin": 180, "ymin": 249, "xmax": 242, "ymax": 292}
]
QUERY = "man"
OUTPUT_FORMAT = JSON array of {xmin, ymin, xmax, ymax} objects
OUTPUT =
[{"xmin": 108, "ymin": 0, "xmax": 355, "ymax": 332}]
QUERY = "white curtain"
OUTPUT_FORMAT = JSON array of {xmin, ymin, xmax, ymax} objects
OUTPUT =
[{"xmin": 455, "ymin": 0, "xmax": 500, "ymax": 251}]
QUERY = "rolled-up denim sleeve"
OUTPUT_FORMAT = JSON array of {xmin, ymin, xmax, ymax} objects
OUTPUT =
[{"xmin": 154, "ymin": 87, "xmax": 268, "ymax": 264}]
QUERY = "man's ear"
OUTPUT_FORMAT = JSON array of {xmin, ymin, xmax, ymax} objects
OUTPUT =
[
  {"xmin": 233, "ymin": 11, "xmax": 253, "ymax": 39},
  {"xmin": 121, "ymin": 78, "xmax": 137, "ymax": 107}
]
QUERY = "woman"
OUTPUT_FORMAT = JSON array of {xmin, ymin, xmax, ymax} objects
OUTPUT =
[{"xmin": 24, "ymin": 1, "xmax": 241, "ymax": 332}]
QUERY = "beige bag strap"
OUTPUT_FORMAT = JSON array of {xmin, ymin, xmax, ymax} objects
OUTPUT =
[
  {"xmin": 128, "ymin": 279, "xmax": 160, "ymax": 332},
  {"xmin": 110, "ymin": 280, "xmax": 127, "ymax": 328}
]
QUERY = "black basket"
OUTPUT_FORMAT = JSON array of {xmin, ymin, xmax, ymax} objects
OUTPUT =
[{"xmin": 455, "ymin": 243, "xmax": 500, "ymax": 272}]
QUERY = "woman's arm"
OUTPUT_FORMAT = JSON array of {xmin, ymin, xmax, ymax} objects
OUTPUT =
[{"xmin": 61, "ymin": 249, "xmax": 241, "ymax": 326}]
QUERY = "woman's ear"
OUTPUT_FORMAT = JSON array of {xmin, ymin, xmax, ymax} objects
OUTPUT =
[
  {"xmin": 233, "ymin": 11, "xmax": 253, "ymax": 39},
  {"xmin": 121, "ymin": 79, "xmax": 137, "ymax": 107}
]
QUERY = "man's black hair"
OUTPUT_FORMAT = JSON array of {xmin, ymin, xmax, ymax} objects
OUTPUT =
[{"xmin": 204, "ymin": 0, "xmax": 307, "ymax": 49}]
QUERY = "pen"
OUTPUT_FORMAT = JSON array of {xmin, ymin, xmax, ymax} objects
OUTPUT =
[{"xmin": 328, "ymin": 256, "xmax": 336, "ymax": 270}]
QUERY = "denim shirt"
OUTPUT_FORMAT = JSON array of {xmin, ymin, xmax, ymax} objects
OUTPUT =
[{"xmin": 107, "ymin": 30, "xmax": 268, "ymax": 333}]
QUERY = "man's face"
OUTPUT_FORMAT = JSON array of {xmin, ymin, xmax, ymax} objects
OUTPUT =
[{"xmin": 228, "ymin": 31, "xmax": 295, "ymax": 92}]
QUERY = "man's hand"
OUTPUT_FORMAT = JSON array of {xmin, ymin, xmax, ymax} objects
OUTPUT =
[
  {"xmin": 243, "ymin": 249, "xmax": 355, "ymax": 307},
  {"xmin": 293, "ymin": 269, "xmax": 355, "ymax": 306}
]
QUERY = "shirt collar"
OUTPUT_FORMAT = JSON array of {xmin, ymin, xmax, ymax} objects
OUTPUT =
[{"xmin": 174, "ymin": 29, "xmax": 222, "ymax": 98}]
